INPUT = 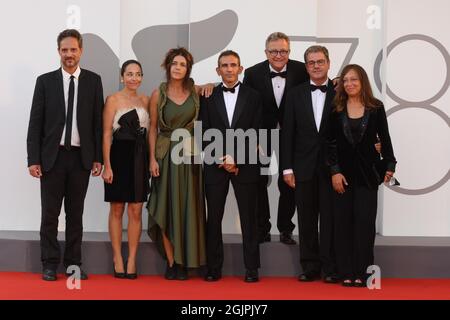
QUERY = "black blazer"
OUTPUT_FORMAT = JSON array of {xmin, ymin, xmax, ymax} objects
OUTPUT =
[
  {"xmin": 281, "ymin": 81, "xmax": 335, "ymax": 182},
  {"xmin": 243, "ymin": 59, "xmax": 309, "ymax": 129},
  {"xmin": 27, "ymin": 68, "xmax": 104, "ymax": 171},
  {"xmin": 199, "ymin": 84, "xmax": 262, "ymax": 185},
  {"xmin": 327, "ymin": 103, "xmax": 397, "ymax": 189}
]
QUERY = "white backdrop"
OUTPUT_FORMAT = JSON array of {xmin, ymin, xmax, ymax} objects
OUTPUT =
[{"xmin": 0, "ymin": 0, "xmax": 448, "ymax": 235}]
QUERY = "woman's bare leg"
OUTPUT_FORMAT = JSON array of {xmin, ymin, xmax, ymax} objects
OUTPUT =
[
  {"xmin": 109, "ymin": 202, "xmax": 125, "ymax": 273},
  {"xmin": 126, "ymin": 202, "xmax": 143, "ymax": 273}
]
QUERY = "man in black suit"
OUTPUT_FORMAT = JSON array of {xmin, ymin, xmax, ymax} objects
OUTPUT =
[
  {"xmin": 243, "ymin": 32, "xmax": 309, "ymax": 245},
  {"xmin": 200, "ymin": 50, "xmax": 262, "ymax": 282},
  {"xmin": 27, "ymin": 29, "xmax": 104, "ymax": 281},
  {"xmin": 281, "ymin": 45, "xmax": 338, "ymax": 282}
]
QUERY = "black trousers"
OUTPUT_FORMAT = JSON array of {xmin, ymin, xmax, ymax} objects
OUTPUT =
[
  {"xmin": 277, "ymin": 174, "xmax": 296, "ymax": 234},
  {"xmin": 333, "ymin": 184, "xmax": 378, "ymax": 279},
  {"xmin": 256, "ymin": 174, "xmax": 271, "ymax": 237},
  {"xmin": 295, "ymin": 168, "xmax": 335, "ymax": 275},
  {"xmin": 40, "ymin": 148, "xmax": 90, "ymax": 270},
  {"xmin": 205, "ymin": 179, "xmax": 260, "ymax": 271},
  {"xmin": 256, "ymin": 151, "xmax": 296, "ymax": 238}
]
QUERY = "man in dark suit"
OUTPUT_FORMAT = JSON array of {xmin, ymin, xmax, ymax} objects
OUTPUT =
[
  {"xmin": 281, "ymin": 45, "xmax": 338, "ymax": 282},
  {"xmin": 243, "ymin": 32, "xmax": 309, "ymax": 245},
  {"xmin": 200, "ymin": 50, "xmax": 262, "ymax": 282},
  {"xmin": 27, "ymin": 29, "xmax": 104, "ymax": 281}
]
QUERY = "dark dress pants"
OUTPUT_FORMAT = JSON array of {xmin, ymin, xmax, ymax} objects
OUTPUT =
[
  {"xmin": 256, "ymin": 147, "xmax": 296, "ymax": 238},
  {"xmin": 277, "ymin": 173, "xmax": 296, "ymax": 234},
  {"xmin": 295, "ymin": 168, "xmax": 335, "ymax": 275},
  {"xmin": 40, "ymin": 148, "xmax": 90, "ymax": 270},
  {"xmin": 333, "ymin": 184, "xmax": 378, "ymax": 279},
  {"xmin": 206, "ymin": 178, "xmax": 260, "ymax": 271}
]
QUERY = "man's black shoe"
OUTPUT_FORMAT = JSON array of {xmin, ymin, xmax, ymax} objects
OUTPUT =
[
  {"xmin": 298, "ymin": 272, "xmax": 320, "ymax": 282},
  {"xmin": 244, "ymin": 269, "xmax": 259, "ymax": 283},
  {"xmin": 42, "ymin": 269, "xmax": 57, "ymax": 281},
  {"xmin": 65, "ymin": 267, "xmax": 88, "ymax": 280},
  {"xmin": 204, "ymin": 269, "xmax": 222, "ymax": 282},
  {"xmin": 280, "ymin": 232, "xmax": 296, "ymax": 245},
  {"xmin": 323, "ymin": 274, "xmax": 340, "ymax": 284}
]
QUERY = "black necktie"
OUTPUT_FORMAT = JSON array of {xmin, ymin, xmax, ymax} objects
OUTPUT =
[
  {"xmin": 270, "ymin": 71, "xmax": 287, "ymax": 78},
  {"xmin": 64, "ymin": 75, "xmax": 75, "ymax": 150},
  {"xmin": 310, "ymin": 84, "xmax": 327, "ymax": 92},
  {"xmin": 222, "ymin": 82, "xmax": 240, "ymax": 93}
]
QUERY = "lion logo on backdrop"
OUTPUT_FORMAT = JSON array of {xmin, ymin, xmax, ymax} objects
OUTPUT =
[{"xmin": 80, "ymin": 10, "xmax": 238, "ymax": 97}]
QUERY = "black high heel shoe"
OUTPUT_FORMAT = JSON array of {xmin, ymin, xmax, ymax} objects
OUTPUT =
[
  {"xmin": 125, "ymin": 260, "xmax": 138, "ymax": 280},
  {"xmin": 113, "ymin": 261, "xmax": 126, "ymax": 279}
]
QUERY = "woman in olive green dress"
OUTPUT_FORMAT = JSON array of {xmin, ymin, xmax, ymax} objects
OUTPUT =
[{"xmin": 147, "ymin": 48, "xmax": 210, "ymax": 280}]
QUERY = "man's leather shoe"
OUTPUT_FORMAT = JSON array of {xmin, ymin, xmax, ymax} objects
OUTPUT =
[
  {"xmin": 244, "ymin": 269, "xmax": 259, "ymax": 283},
  {"xmin": 42, "ymin": 269, "xmax": 57, "ymax": 281},
  {"xmin": 204, "ymin": 269, "xmax": 222, "ymax": 282},
  {"xmin": 65, "ymin": 267, "xmax": 88, "ymax": 280},
  {"xmin": 258, "ymin": 233, "xmax": 271, "ymax": 244},
  {"xmin": 280, "ymin": 232, "xmax": 296, "ymax": 245},
  {"xmin": 323, "ymin": 274, "xmax": 340, "ymax": 284},
  {"xmin": 298, "ymin": 272, "xmax": 320, "ymax": 282}
]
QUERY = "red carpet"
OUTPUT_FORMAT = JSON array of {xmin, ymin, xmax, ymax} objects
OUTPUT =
[{"xmin": 0, "ymin": 272, "xmax": 449, "ymax": 300}]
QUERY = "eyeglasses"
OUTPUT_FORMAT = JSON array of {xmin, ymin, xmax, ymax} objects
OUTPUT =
[
  {"xmin": 267, "ymin": 50, "xmax": 290, "ymax": 57},
  {"xmin": 306, "ymin": 59, "xmax": 327, "ymax": 67}
]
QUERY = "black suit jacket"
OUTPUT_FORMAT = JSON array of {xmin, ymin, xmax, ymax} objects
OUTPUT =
[
  {"xmin": 281, "ymin": 81, "xmax": 335, "ymax": 182},
  {"xmin": 27, "ymin": 68, "xmax": 104, "ymax": 171},
  {"xmin": 327, "ymin": 103, "xmax": 397, "ymax": 189},
  {"xmin": 243, "ymin": 59, "xmax": 309, "ymax": 129},
  {"xmin": 199, "ymin": 84, "xmax": 262, "ymax": 185}
]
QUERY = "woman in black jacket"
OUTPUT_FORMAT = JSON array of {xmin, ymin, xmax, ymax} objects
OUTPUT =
[{"xmin": 327, "ymin": 64, "xmax": 397, "ymax": 287}]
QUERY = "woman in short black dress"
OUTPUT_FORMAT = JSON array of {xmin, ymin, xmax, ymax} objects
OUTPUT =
[{"xmin": 102, "ymin": 60, "xmax": 150, "ymax": 279}]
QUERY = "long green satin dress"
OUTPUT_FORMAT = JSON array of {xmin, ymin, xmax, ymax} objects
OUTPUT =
[{"xmin": 147, "ymin": 82, "xmax": 206, "ymax": 268}]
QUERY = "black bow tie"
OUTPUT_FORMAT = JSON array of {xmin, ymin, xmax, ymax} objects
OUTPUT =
[
  {"xmin": 310, "ymin": 84, "xmax": 327, "ymax": 92},
  {"xmin": 222, "ymin": 82, "xmax": 240, "ymax": 93},
  {"xmin": 270, "ymin": 71, "xmax": 287, "ymax": 78}
]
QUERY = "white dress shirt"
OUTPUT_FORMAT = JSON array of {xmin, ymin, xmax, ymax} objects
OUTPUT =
[
  {"xmin": 60, "ymin": 66, "xmax": 81, "ymax": 147},
  {"xmin": 269, "ymin": 65, "xmax": 287, "ymax": 108},
  {"xmin": 310, "ymin": 79, "xmax": 328, "ymax": 132},
  {"xmin": 222, "ymin": 81, "xmax": 240, "ymax": 126},
  {"xmin": 283, "ymin": 79, "xmax": 329, "ymax": 176}
]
